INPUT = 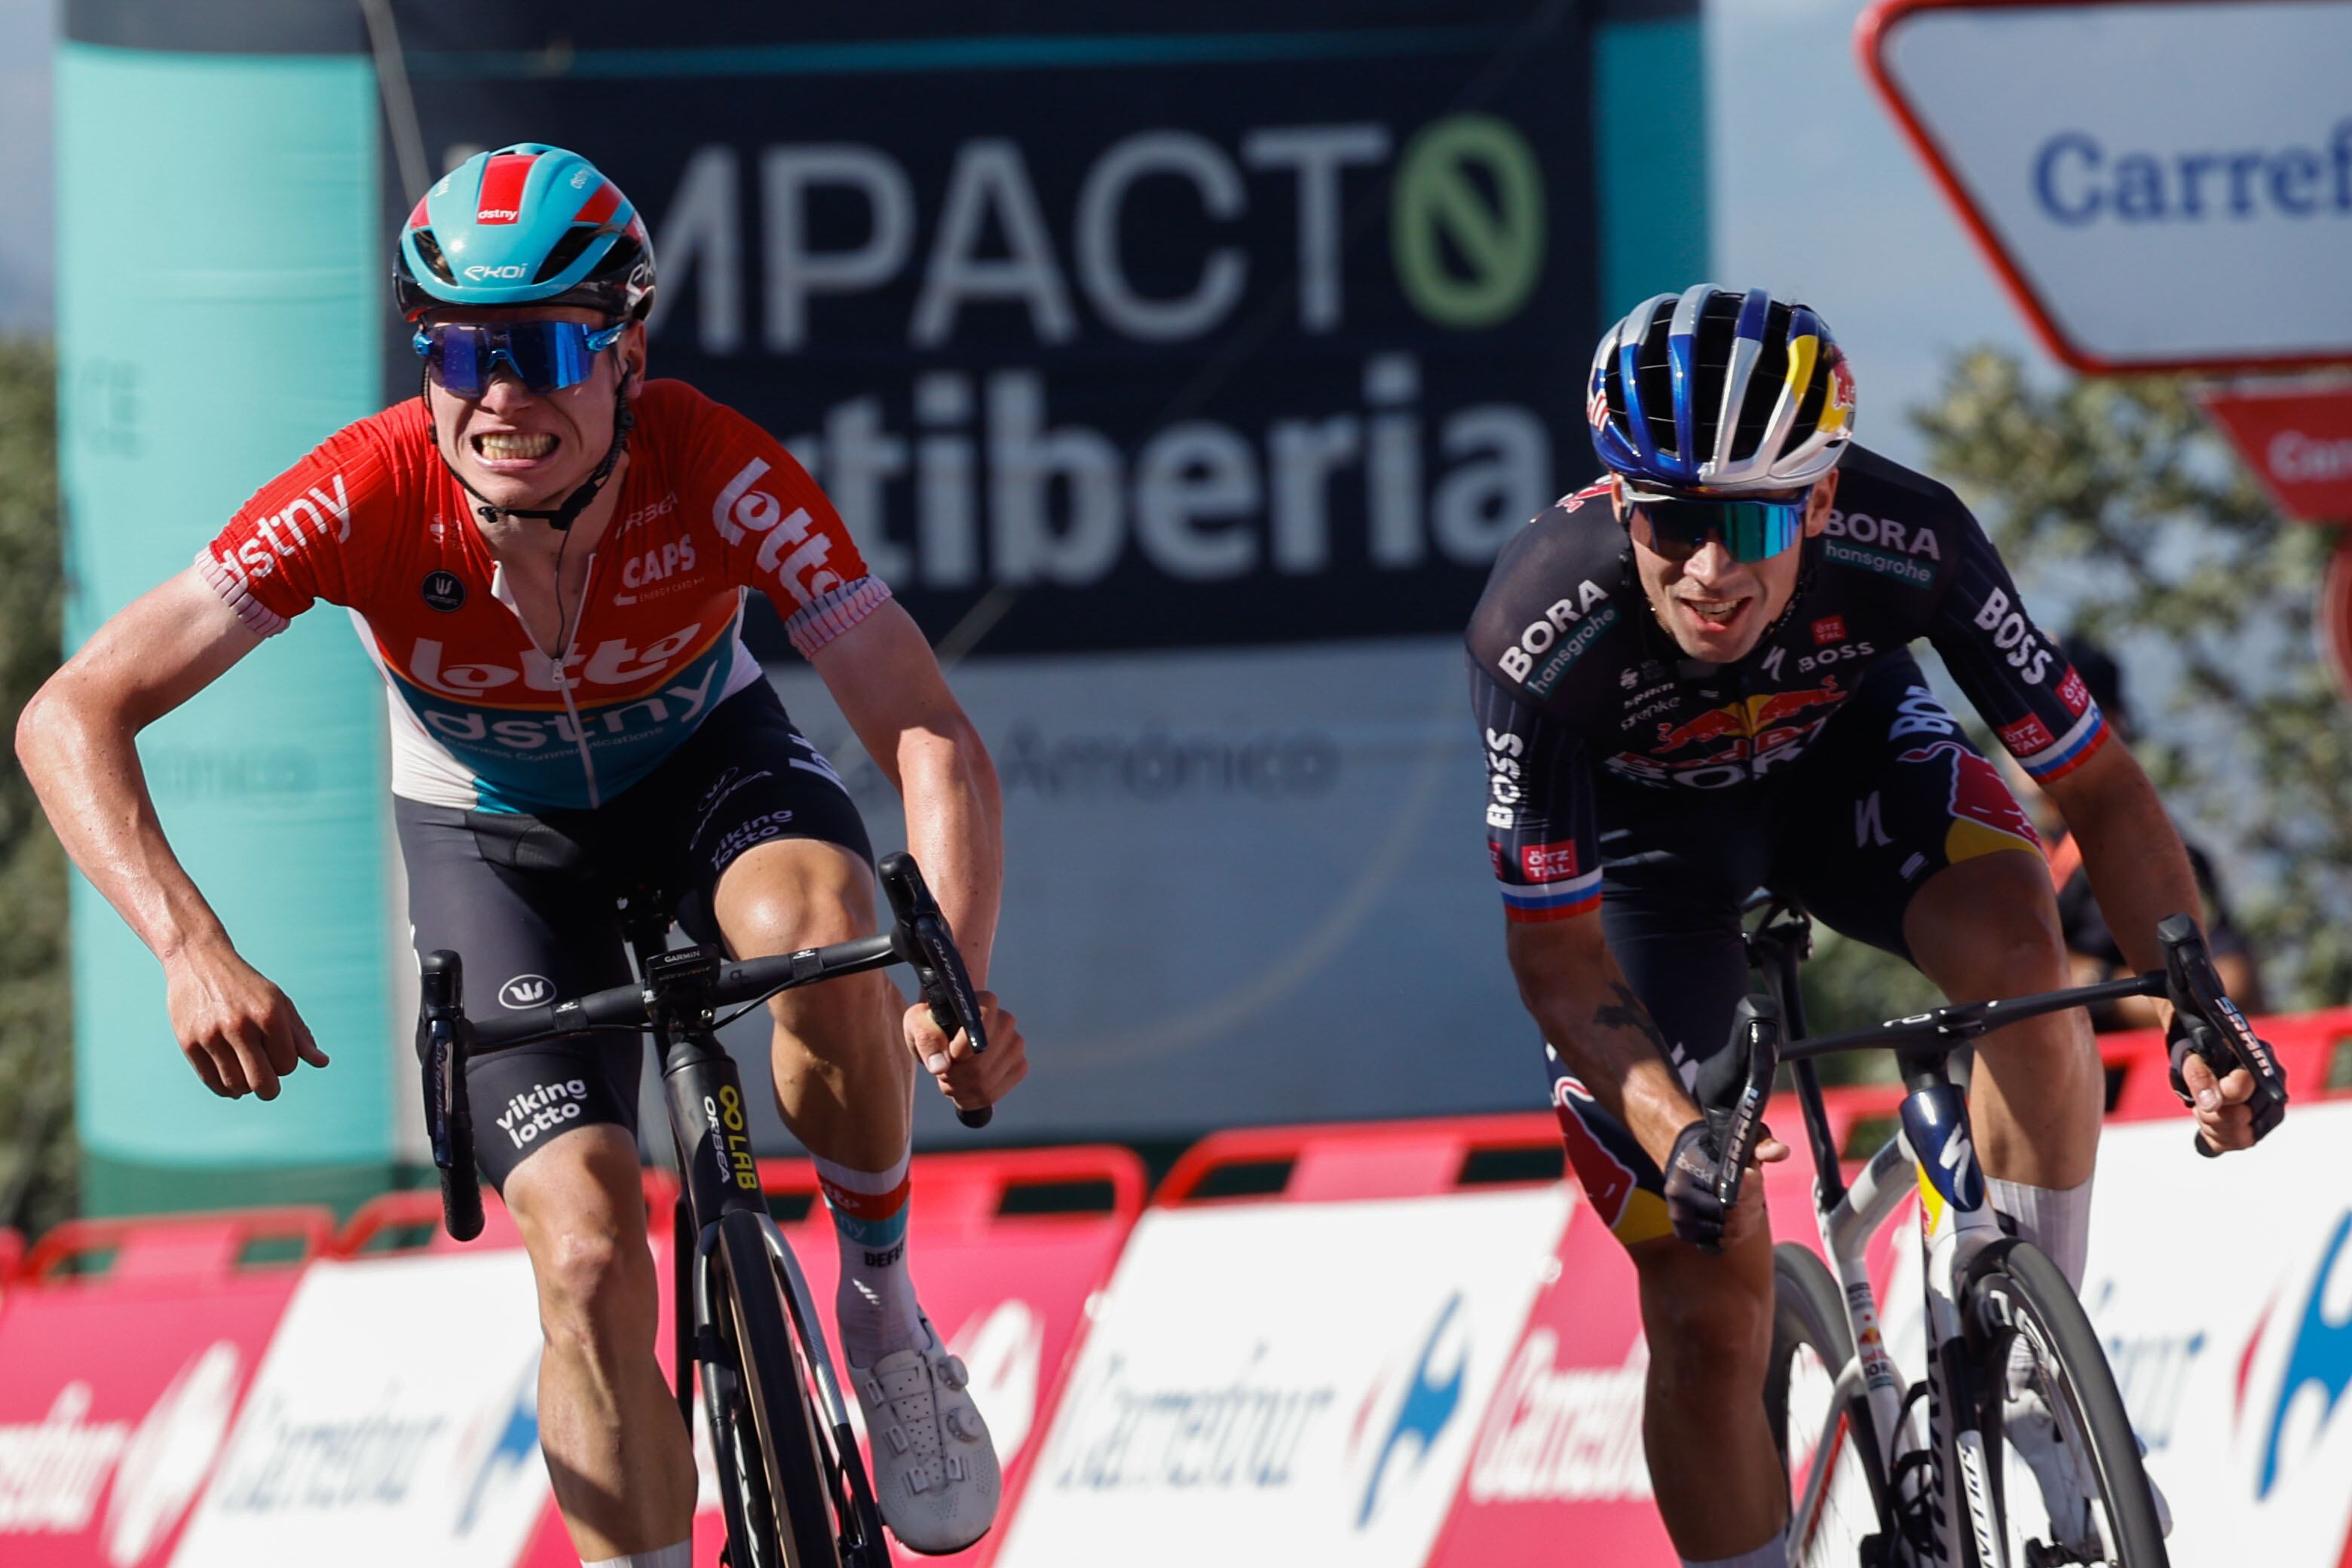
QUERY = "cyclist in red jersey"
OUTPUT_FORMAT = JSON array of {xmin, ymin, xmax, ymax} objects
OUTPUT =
[{"xmin": 17, "ymin": 145, "xmax": 1020, "ymax": 1563}]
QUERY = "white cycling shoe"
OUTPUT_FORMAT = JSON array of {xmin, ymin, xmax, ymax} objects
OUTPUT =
[
  {"xmin": 849, "ymin": 1316, "xmax": 1002, "ymax": 1555},
  {"xmin": 2004, "ymin": 1385, "xmax": 2172, "ymax": 1554}
]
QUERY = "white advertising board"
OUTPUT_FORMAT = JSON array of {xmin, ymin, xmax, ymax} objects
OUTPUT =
[
  {"xmin": 1863, "ymin": 0, "xmax": 2352, "ymax": 371},
  {"xmin": 1872, "ymin": 1101, "xmax": 2352, "ymax": 1566},
  {"xmin": 168, "ymin": 1251, "xmax": 552, "ymax": 1568},
  {"xmin": 995, "ymin": 1186, "xmax": 1570, "ymax": 1568}
]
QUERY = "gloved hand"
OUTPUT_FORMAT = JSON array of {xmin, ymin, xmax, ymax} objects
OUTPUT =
[
  {"xmin": 2167, "ymin": 1012, "xmax": 2284, "ymax": 1156},
  {"xmin": 1663, "ymin": 1119, "xmax": 1731, "ymax": 1251}
]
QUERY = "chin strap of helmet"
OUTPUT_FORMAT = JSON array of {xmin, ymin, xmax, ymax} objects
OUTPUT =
[{"xmin": 421, "ymin": 365, "xmax": 636, "ymax": 532}]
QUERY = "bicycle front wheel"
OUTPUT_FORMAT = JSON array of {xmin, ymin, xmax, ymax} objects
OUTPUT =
[
  {"xmin": 708, "ymin": 1208, "xmax": 844, "ymax": 1568},
  {"xmin": 1766, "ymin": 1243, "xmax": 1897, "ymax": 1568},
  {"xmin": 1966, "ymin": 1239, "xmax": 2169, "ymax": 1568}
]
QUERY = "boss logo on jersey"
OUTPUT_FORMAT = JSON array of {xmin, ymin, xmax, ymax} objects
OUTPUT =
[
  {"xmin": 1796, "ymin": 640, "xmax": 1876, "ymax": 673},
  {"xmin": 1811, "ymin": 616, "xmax": 1847, "ymax": 645},
  {"xmin": 1484, "ymin": 727, "xmax": 1526, "ymax": 829},
  {"xmin": 1999, "ymin": 715, "xmax": 2054, "ymax": 753},
  {"xmin": 1498, "ymin": 580, "xmax": 1615, "ymax": 695},
  {"xmin": 1970, "ymin": 587, "xmax": 2056, "ymax": 684},
  {"xmin": 1891, "ymin": 684, "xmax": 1961, "ymax": 741},
  {"xmin": 216, "ymin": 475, "xmax": 354, "ymax": 581},
  {"xmin": 1520, "ymin": 841, "xmax": 1579, "ymax": 882},
  {"xmin": 712, "ymin": 458, "xmax": 846, "ymax": 608},
  {"xmin": 420, "ymin": 571, "xmax": 466, "ymax": 612}
]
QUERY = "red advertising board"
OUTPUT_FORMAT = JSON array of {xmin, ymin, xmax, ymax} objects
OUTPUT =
[
  {"xmin": 1426, "ymin": 1093, "xmax": 1910, "ymax": 1566},
  {"xmin": 0, "ymin": 1215, "xmax": 319, "ymax": 1567},
  {"xmin": 2200, "ymin": 384, "xmax": 2352, "ymax": 523}
]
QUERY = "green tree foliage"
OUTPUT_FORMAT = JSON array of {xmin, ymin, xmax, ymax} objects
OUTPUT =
[
  {"xmin": 0, "ymin": 338, "xmax": 71, "ymax": 1238},
  {"xmin": 1913, "ymin": 349, "xmax": 2352, "ymax": 1010}
]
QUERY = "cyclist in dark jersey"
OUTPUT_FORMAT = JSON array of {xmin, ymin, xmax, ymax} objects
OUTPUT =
[{"xmin": 1467, "ymin": 286, "xmax": 2275, "ymax": 1567}]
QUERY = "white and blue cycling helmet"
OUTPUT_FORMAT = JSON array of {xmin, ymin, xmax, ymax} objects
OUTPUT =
[{"xmin": 1589, "ymin": 285, "xmax": 1855, "ymax": 495}]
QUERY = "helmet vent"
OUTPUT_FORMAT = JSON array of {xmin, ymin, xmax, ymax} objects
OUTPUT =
[
  {"xmin": 412, "ymin": 229, "xmax": 458, "ymax": 286},
  {"xmin": 534, "ymin": 224, "xmax": 600, "ymax": 283}
]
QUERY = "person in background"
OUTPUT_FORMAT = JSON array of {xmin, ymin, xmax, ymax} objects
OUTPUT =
[{"xmin": 2007, "ymin": 636, "xmax": 2265, "ymax": 1031}]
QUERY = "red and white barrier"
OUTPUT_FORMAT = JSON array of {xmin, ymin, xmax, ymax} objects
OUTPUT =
[
  {"xmin": 0, "ymin": 1208, "xmax": 329, "ymax": 1568},
  {"xmin": 0, "ymin": 1015, "xmax": 2345, "ymax": 1566}
]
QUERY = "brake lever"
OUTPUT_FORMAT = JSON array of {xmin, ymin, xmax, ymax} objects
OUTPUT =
[
  {"xmin": 1713, "ymin": 994, "xmax": 1782, "ymax": 1214},
  {"xmin": 2157, "ymin": 913, "xmax": 2287, "ymax": 1152},
  {"xmin": 878, "ymin": 853, "xmax": 994, "ymax": 1130},
  {"xmin": 420, "ymin": 951, "xmax": 483, "ymax": 1242}
]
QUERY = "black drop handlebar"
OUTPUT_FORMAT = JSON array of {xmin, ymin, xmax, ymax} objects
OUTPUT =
[
  {"xmin": 421, "ymin": 851, "xmax": 993, "ymax": 1242},
  {"xmin": 1710, "ymin": 914, "xmax": 2289, "ymax": 1214}
]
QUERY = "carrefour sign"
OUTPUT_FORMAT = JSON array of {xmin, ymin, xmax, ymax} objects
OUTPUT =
[{"xmin": 1861, "ymin": 0, "xmax": 2352, "ymax": 372}]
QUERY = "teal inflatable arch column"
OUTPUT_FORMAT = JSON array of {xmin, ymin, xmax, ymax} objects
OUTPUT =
[{"xmin": 57, "ymin": 5, "xmax": 396, "ymax": 1215}]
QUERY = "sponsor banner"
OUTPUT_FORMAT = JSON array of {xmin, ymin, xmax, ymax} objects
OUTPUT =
[
  {"xmin": 1426, "ymin": 1191, "xmax": 1667, "ymax": 1565},
  {"xmin": 996, "ymin": 1187, "xmax": 1569, "ymax": 1567},
  {"xmin": 1861, "ymin": 0, "xmax": 2352, "ymax": 372},
  {"xmin": 1426, "ymin": 1132, "xmax": 1888, "ymax": 1566},
  {"xmin": 388, "ymin": 3, "xmax": 1640, "ymax": 656},
  {"xmin": 2201, "ymin": 382, "xmax": 2352, "ymax": 522},
  {"xmin": 168, "ymin": 1251, "xmax": 550, "ymax": 1568},
  {"xmin": 0, "ymin": 1276, "xmax": 287, "ymax": 1568},
  {"xmin": 2074, "ymin": 1100, "xmax": 2352, "ymax": 1566}
]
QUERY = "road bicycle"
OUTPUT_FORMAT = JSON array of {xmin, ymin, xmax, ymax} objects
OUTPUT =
[
  {"xmin": 418, "ymin": 852, "xmax": 992, "ymax": 1568},
  {"xmin": 1714, "ymin": 908, "xmax": 2286, "ymax": 1567}
]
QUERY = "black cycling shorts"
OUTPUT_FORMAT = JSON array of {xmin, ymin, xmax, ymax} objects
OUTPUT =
[
  {"xmin": 1548, "ymin": 651, "xmax": 2047, "ymax": 1245},
  {"xmin": 397, "ymin": 681, "xmax": 873, "ymax": 1191}
]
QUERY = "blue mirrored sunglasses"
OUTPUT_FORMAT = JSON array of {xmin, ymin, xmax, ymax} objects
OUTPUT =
[
  {"xmin": 1626, "ymin": 491, "xmax": 1808, "ymax": 565},
  {"xmin": 412, "ymin": 320, "xmax": 626, "ymax": 397}
]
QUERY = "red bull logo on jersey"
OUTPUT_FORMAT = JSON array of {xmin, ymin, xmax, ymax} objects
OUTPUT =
[
  {"xmin": 1897, "ymin": 738, "xmax": 2043, "ymax": 863},
  {"xmin": 1652, "ymin": 684, "xmax": 1846, "ymax": 756}
]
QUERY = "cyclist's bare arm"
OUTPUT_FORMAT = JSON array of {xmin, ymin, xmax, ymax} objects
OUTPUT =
[
  {"xmin": 1505, "ymin": 913, "xmax": 1716, "ymax": 1170},
  {"xmin": 807, "ymin": 599, "xmax": 1018, "ymax": 1104},
  {"xmin": 2041, "ymin": 736, "xmax": 2259, "ymax": 1148},
  {"xmin": 14, "ymin": 565, "xmax": 326, "ymax": 1099}
]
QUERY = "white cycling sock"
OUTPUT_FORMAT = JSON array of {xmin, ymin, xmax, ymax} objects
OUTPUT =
[
  {"xmin": 1682, "ymin": 1537, "xmax": 1787, "ymax": 1568},
  {"xmin": 1989, "ymin": 1174, "xmax": 2094, "ymax": 1397},
  {"xmin": 582, "ymin": 1542, "xmax": 691, "ymax": 1568},
  {"xmin": 814, "ymin": 1148, "xmax": 926, "ymax": 1366},
  {"xmin": 1987, "ymin": 1173, "xmax": 2093, "ymax": 1290}
]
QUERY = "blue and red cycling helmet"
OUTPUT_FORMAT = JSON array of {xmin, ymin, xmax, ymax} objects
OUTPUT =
[
  {"xmin": 1589, "ymin": 285, "xmax": 1854, "ymax": 495},
  {"xmin": 394, "ymin": 143, "xmax": 656, "ymax": 323}
]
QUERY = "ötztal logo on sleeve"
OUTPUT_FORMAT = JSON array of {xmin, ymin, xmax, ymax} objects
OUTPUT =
[{"xmin": 1518, "ymin": 842, "xmax": 1579, "ymax": 883}]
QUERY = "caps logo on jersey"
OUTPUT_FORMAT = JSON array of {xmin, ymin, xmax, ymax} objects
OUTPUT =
[
  {"xmin": 421, "ymin": 571, "xmax": 467, "ymax": 612},
  {"xmin": 1811, "ymin": 615, "xmax": 1847, "ymax": 645}
]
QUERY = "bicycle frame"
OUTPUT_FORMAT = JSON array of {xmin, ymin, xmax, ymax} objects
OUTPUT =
[
  {"xmin": 620, "ymin": 900, "xmax": 876, "ymax": 1519},
  {"xmin": 1750, "ymin": 917, "xmax": 2023, "ymax": 1567}
]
